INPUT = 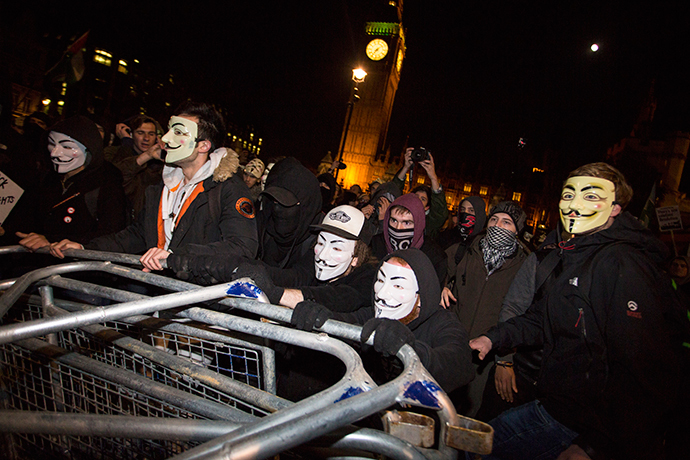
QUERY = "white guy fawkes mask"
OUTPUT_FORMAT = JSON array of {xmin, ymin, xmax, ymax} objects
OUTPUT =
[
  {"xmin": 559, "ymin": 176, "xmax": 616, "ymax": 234},
  {"xmin": 161, "ymin": 116, "xmax": 199, "ymax": 164},
  {"xmin": 48, "ymin": 131, "xmax": 87, "ymax": 173},
  {"xmin": 374, "ymin": 261, "xmax": 419, "ymax": 320},
  {"xmin": 314, "ymin": 231, "xmax": 356, "ymax": 281}
]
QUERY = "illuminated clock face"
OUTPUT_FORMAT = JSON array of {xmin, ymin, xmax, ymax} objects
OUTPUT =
[
  {"xmin": 366, "ymin": 39, "xmax": 389, "ymax": 61},
  {"xmin": 396, "ymin": 49, "xmax": 404, "ymax": 73}
]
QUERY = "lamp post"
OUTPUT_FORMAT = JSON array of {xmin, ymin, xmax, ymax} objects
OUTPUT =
[{"xmin": 335, "ymin": 68, "xmax": 367, "ymax": 182}]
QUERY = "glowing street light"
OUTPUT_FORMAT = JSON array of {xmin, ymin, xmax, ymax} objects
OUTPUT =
[
  {"xmin": 590, "ymin": 43, "xmax": 599, "ymax": 52},
  {"xmin": 336, "ymin": 68, "xmax": 368, "ymax": 181}
]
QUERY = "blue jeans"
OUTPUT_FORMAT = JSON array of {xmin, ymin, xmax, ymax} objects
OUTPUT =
[{"xmin": 468, "ymin": 400, "xmax": 579, "ymax": 460}]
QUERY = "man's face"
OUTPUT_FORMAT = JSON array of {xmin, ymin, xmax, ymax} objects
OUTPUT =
[
  {"xmin": 132, "ymin": 122, "xmax": 157, "ymax": 154},
  {"xmin": 389, "ymin": 208, "xmax": 415, "ymax": 231},
  {"xmin": 244, "ymin": 172, "xmax": 259, "ymax": 188},
  {"xmin": 414, "ymin": 190, "xmax": 430, "ymax": 211},
  {"xmin": 161, "ymin": 115, "xmax": 199, "ymax": 164},
  {"xmin": 374, "ymin": 260, "xmax": 419, "ymax": 320},
  {"xmin": 487, "ymin": 212, "xmax": 516, "ymax": 234},
  {"xmin": 313, "ymin": 231, "xmax": 357, "ymax": 281},
  {"xmin": 460, "ymin": 200, "xmax": 475, "ymax": 215},
  {"xmin": 559, "ymin": 176, "xmax": 616, "ymax": 234},
  {"xmin": 48, "ymin": 131, "xmax": 87, "ymax": 173},
  {"xmin": 670, "ymin": 258, "xmax": 689, "ymax": 279}
]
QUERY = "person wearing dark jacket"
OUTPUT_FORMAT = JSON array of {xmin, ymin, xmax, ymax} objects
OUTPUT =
[
  {"xmin": 370, "ymin": 193, "xmax": 447, "ymax": 286},
  {"xmin": 104, "ymin": 114, "xmax": 164, "ymax": 219},
  {"xmin": 50, "ymin": 102, "xmax": 258, "ymax": 272},
  {"xmin": 437, "ymin": 195, "xmax": 487, "ymax": 253},
  {"xmin": 291, "ymin": 248, "xmax": 474, "ymax": 395},
  {"xmin": 165, "ymin": 156, "xmax": 323, "ymax": 284},
  {"xmin": 441, "ymin": 200, "xmax": 528, "ymax": 418},
  {"xmin": 17, "ymin": 115, "xmax": 128, "ymax": 251},
  {"xmin": 470, "ymin": 163, "xmax": 684, "ymax": 460},
  {"xmin": 233, "ymin": 204, "xmax": 376, "ymax": 313}
]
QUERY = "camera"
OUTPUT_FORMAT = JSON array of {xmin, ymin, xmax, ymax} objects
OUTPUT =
[{"xmin": 410, "ymin": 147, "xmax": 430, "ymax": 162}]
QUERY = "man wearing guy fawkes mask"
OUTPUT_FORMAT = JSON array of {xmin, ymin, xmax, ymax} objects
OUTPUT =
[
  {"xmin": 16, "ymin": 115, "xmax": 128, "ymax": 252},
  {"xmin": 291, "ymin": 248, "xmax": 474, "ymax": 394},
  {"xmin": 441, "ymin": 200, "xmax": 528, "ymax": 418},
  {"xmin": 229, "ymin": 204, "xmax": 377, "ymax": 313},
  {"xmin": 49, "ymin": 102, "xmax": 258, "ymax": 274},
  {"xmin": 469, "ymin": 163, "xmax": 686, "ymax": 460}
]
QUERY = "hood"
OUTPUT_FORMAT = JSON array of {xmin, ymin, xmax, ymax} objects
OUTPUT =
[
  {"xmin": 259, "ymin": 156, "xmax": 323, "ymax": 245},
  {"xmin": 376, "ymin": 249, "xmax": 442, "ymax": 329},
  {"xmin": 162, "ymin": 147, "xmax": 235, "ymax": 190},
  {"xmin": 564, "ymin": 211, "xmax": 669, "ymax": 266},
  {"xmin": 48, "ymin": 115, "xmax": 104, "ymax": 173},
  {"xmin": 460, "ymin": 196, "xmax": 487, "ymax": 233},
  {"xmin": 370, "ymin": 181, "xmax": 402, "ymax": 214},
  {"xmin": 383, "ymin": 193, "xmax": 426, "ymax": 254}
]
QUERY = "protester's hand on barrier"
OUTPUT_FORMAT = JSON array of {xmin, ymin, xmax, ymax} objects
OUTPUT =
[
  {"xmin": 49, "ymin": 239, "xmax": 83, "ymax": 259},
  {"xmin": 232, "ymin": 263, "xmax": 284, "ymax": 304},
  {"xmin": 469, "ymin": 336, "xmax": 493, "ymax": 361},
  {"xmin": 361, "ymin": 318, "xmax": 415, "ymax": 357},
  {"xmin": 140, "ymin": 247, "xmax": 171, "ymax": 272},
  {"xmin": 291, "ymin": 301, "xmax": 334, "ymax": 331},
  {"xmin": 440, "ymin": 287, "xmax": 456, "ymax": 308},
  {"xmin": 169, "ymin": 254, "xmax": 217, "ymax": 285},
  {"xmin": 495, "ymin": 364, "xmax": 518, "ymax": 403},
  {"xmin": 16, "ymin": 232, "xmax": 51, "ymax": 251}
]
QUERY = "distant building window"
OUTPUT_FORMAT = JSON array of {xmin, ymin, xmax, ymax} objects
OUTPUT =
[
  {"xmin": 480, "ymin": 186, "xmax": 488, "ymax": 196},
  {"xmin": 512, "ymin": 192, "xmax": 522, "ymax": 201},
  {"xmin": 93, "ymin": 49, "xmax": 112, "ymax": 66},
  {"xmin": 464, "ymin": 183, "xmax": 472, "ymax": 193},
  {"xmin": 118, "ymin": 60, "xmax": 128, "ymax": 74}
]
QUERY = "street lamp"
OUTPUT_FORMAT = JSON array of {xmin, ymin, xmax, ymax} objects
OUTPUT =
[{"xmin": 335, "ymin": 68, "xmax": 367, "ymax": 181}]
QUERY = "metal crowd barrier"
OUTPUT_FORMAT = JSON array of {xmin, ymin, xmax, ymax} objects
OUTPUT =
[{"xmin": 0, "ymin": 246, "xmax": 493, "ymax": 459}]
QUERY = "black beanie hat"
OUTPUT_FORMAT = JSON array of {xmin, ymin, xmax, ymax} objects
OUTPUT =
[
  {"xmin": 489, "ymin": 201, "xmax": 527, "ymax": 234},
  {"xmin": 49, "ymin": 115, "xmax": 104, "ymax": 168}
]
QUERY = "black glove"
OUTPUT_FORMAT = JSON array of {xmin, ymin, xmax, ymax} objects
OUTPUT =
[
  {"xmin": 232, "ymin": 263, "xmax": 284, "ymax": 304},
  {"xmin": 361, "ymin": 318, "xmax": 415, "ymax": 357},
  {"xmin": 291, "ymin": 300, "xmax": 334, "ymax": 331},
  {"xmin": 168, "ymin": 254, "xmax": 236, "ymax": 286}
]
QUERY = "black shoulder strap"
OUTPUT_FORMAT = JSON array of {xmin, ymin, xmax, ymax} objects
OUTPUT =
[{"xmin": 534, "ymin": 248, "xmax": 561, "ymax": 292}]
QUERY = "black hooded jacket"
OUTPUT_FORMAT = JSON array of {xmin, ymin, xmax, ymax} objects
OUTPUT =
[
  {"xmin": 25, "ymin": 116, "xmax": 128, "ymax": 243},
  {"xmin": 486, "ymin": 212, "xmax": 683, "ymax": 459},
  {"xmin": 258, "ymin": 157, "xmax": 323, "ymax": 268},
  {"xmin": 341, "ymin": 249, "xmax": 474, "ymax": 393}
]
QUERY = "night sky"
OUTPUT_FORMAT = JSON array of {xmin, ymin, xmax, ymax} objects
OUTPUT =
[{"xmin": 4, "ymin": 1, "xmax": 690, "ymax": 179}]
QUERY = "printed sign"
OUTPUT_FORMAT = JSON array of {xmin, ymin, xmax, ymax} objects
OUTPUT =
[
  {"xmin": 0, "ymin": 170, "xmax": 24, "ymax": 226},
  {"xmin": 655, "ymin": 205, "xmax": 683, "ymax": 232}
]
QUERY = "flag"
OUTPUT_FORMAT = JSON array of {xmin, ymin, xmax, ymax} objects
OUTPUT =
[{"xmin": 45, "ymin": 31, "xmax": 89, "ymax": 86}]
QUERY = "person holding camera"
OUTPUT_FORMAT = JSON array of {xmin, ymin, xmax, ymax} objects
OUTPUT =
[{"xmin": 393, "ymin": 147, "xmax": 449, "ymax": 241}]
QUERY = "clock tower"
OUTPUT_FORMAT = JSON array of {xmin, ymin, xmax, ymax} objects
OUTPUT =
[{"xmin": 338, "ymin": 1, "xmax": 405, "ymax": 189}]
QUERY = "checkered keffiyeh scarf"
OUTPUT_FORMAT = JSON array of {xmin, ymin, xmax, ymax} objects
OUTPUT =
[{"xmin": 480, "ymin": 226, "xmax": 518, "ymax": 276}]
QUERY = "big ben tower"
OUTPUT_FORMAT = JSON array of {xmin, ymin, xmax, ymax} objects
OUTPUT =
[{"xmin": 338, "ymin": 0, "xmax": 405, "ymax": 189}]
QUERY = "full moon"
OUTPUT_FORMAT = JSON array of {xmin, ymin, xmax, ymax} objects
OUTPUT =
[{"xmin": 591, "ymin": 43, "xmax": 599, "ymax": 52}]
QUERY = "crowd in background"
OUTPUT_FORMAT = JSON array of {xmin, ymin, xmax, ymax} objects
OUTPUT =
[{"xmin": 1, "ymin": 102, "xmax": 688, "ymax": 460}]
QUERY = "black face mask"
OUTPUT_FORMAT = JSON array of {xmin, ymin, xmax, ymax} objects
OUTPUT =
[
  {"xmin": 458, "ymin": 212, "xmax": 476, "ymax": 240},
  {"xmin": 265, "ymin": 199, "xmax": 300, "ymax": 244},
  {"xmin": 320, "ymin": 187, "xmax": 334, "ymax": 208}
]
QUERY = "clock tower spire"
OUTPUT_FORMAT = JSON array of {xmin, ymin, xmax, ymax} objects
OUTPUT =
[{"xmin": 338, "ymin": 0, "xmax": 405, "ymax": 189}]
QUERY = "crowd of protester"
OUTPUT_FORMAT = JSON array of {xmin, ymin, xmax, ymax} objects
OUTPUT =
[{"xmin": 1, "ymin": 101, "xmax": 688, "ymax": 460}]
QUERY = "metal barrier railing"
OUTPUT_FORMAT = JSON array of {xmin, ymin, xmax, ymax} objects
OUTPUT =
[{"xmin": 0, "ymin": 246, "xmax": 493, "ymax": 459}]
